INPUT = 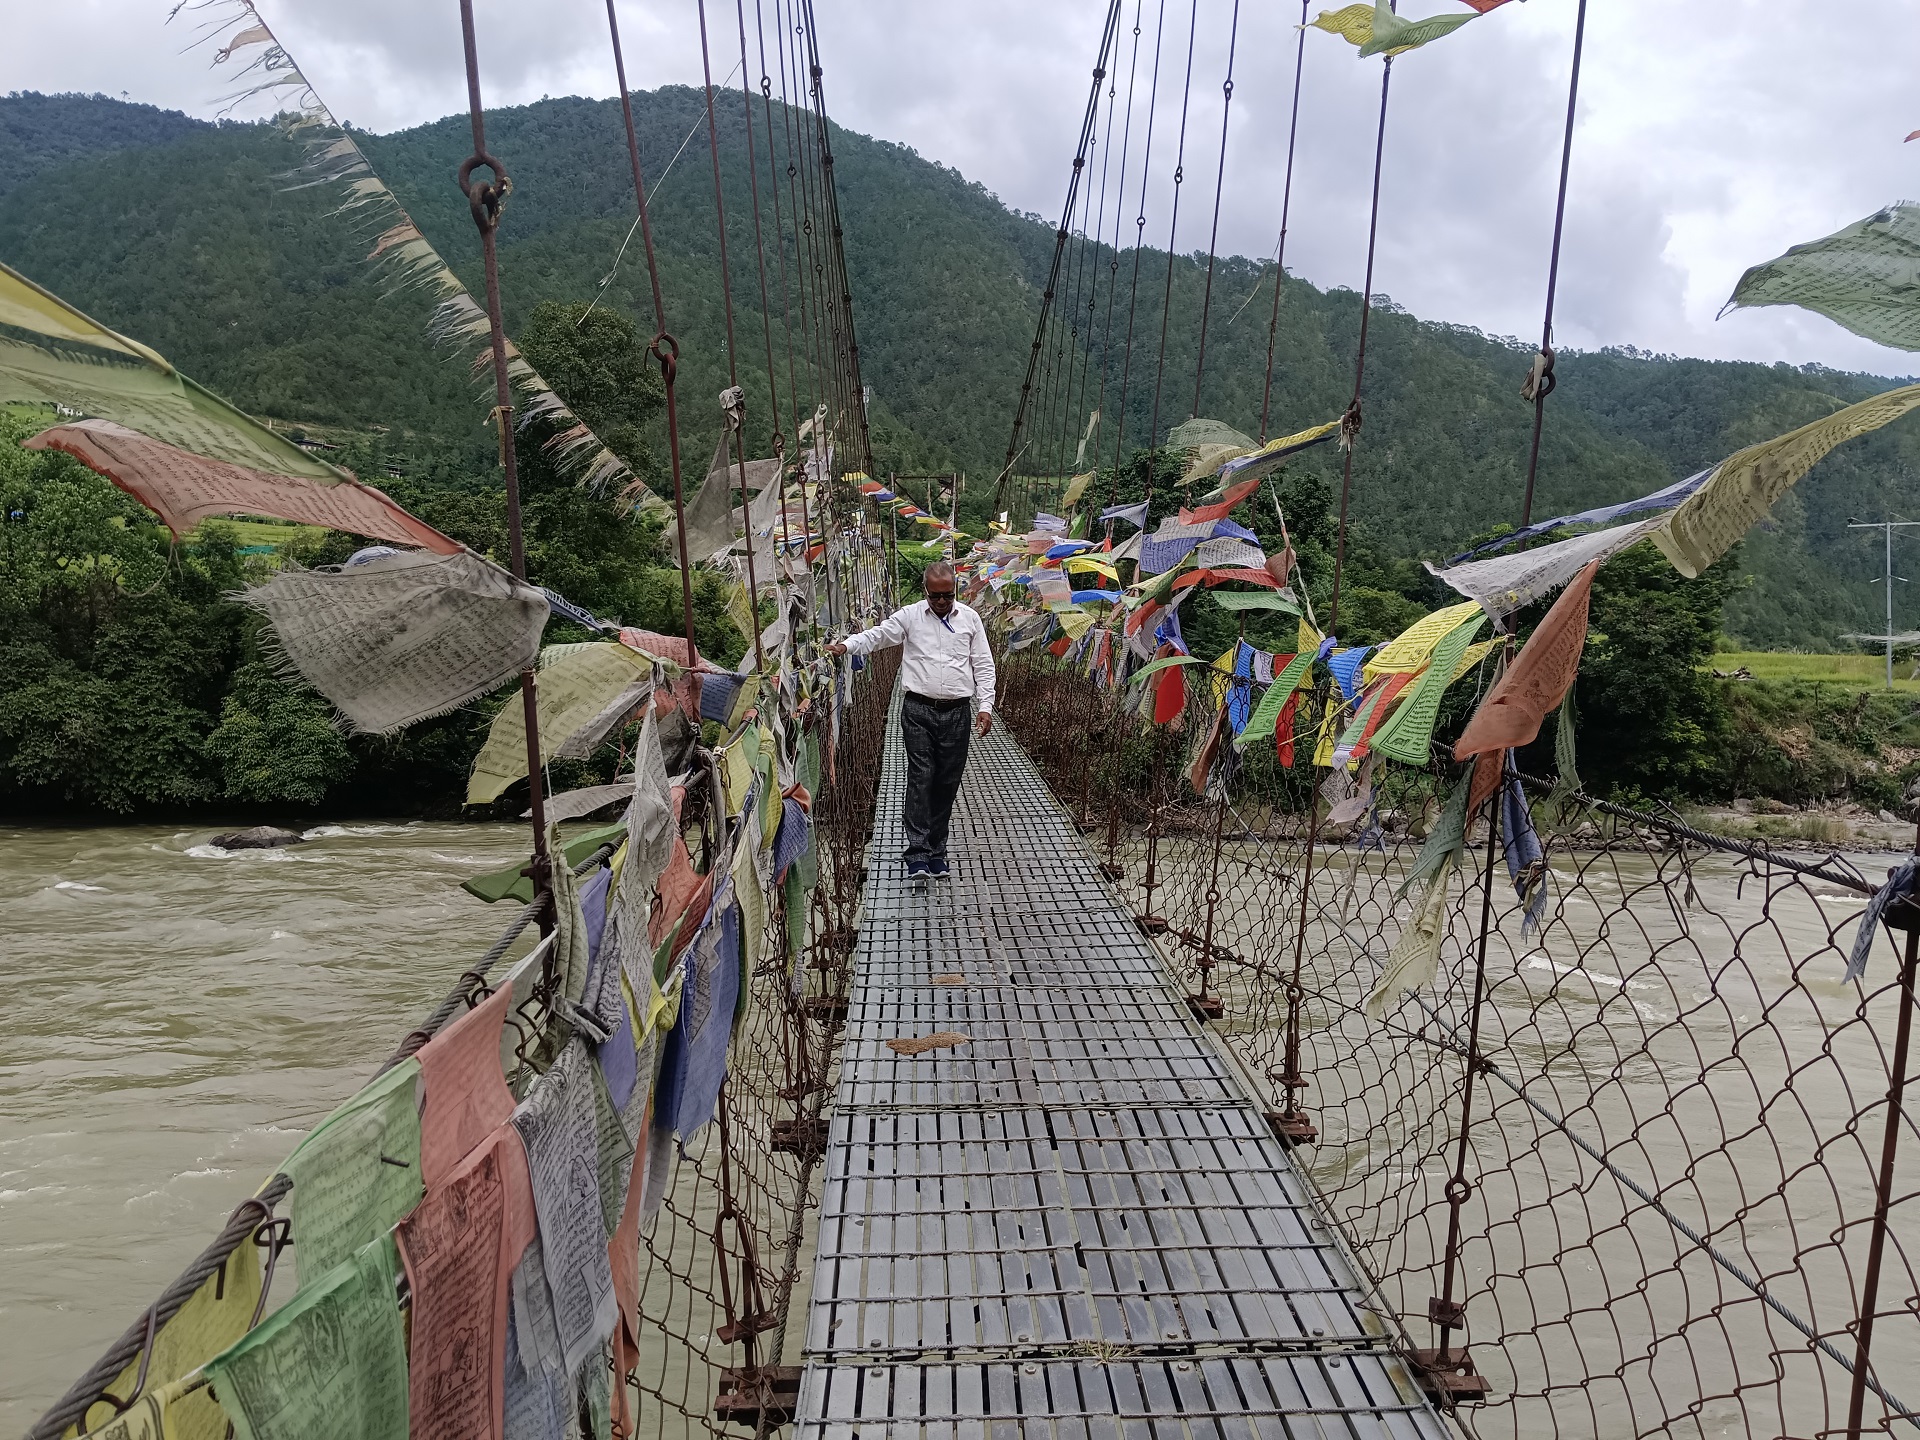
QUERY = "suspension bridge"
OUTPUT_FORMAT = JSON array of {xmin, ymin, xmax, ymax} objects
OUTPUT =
[
  {"xmin": 773, "ymin": 700, "xmax": 1455, "ymax": 1434},
  {"xmin": 15, "ymin": 0, "xmax": 1920, "ymax": 1434}
]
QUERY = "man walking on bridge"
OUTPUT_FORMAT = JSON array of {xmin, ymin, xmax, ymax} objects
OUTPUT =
[{"xmin": 829, "ymin": 561, "xmax": 996, "ymax": 879}]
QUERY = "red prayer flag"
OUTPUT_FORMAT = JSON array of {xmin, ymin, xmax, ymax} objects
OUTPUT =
[
  {"xmin": 1177, "ymin": 477, "xmax": 1261, "ymax": 526},
  {"xmin": 1275, "ymin": 692, "xmax": 1300, "ymax": 767}
]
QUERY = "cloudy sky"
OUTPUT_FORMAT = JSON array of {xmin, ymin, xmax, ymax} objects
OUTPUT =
[{"xmin": 6, "ymin": 0, "xmax": 1916, "ymax": 376}]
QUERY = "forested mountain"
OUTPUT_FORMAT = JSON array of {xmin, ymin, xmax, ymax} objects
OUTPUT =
[{"xmin": 2, "ymin": 89, "xmax": 1917, "ymax": 651}]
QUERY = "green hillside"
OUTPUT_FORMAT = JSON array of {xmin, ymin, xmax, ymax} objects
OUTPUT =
[{"xmin": 1, "ymin": 89, "xmax": 1916, "ymax": 654}]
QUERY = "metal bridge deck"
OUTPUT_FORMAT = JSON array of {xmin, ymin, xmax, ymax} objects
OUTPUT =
[{"xmin": 792, "ymin": 701, "xmax": 1450, "ymax": 1437}]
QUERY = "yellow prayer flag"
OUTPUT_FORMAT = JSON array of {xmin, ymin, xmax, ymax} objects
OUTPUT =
[
  {"xmin": 1364, "ymin": 600, "xmax": 1484, "ymax": 678},
  {"xmin": 66, "ymin": 1249, "xmax": 261, "ymax": 1440},
  {"xmin": 1655, "ymin": 381, "xmax": 1920, "ymax": 578},
  {"xmin": 1449, "ymin": 639, "xmax": 1495, "ymax": 684},
  {"xmin": 1062, "ymin": 471, "xmax": 1096, "ymax": 506},
  {"xmin": 1065, "ymin": 556, "xmax": 1120, "ymax": 581},
  {"xmin": 1298, "ymin": 618, "xmax": 1323, "ymax": 655}
]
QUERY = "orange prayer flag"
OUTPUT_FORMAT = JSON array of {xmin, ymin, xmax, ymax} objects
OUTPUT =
[
  {"xmin": 1454, "ymin": 560, "xmax": 1598, "ymax": 760},
  {"xmin": 416, "ymin": 982, "xmax": 516, "ymax": 1189}
]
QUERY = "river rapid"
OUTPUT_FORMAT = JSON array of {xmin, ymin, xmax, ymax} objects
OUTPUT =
[{"xmin": 0, "ymin": 821, "xmax": 537, "ymax": 1434}]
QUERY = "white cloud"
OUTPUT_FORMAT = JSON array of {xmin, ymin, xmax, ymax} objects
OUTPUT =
[{"xmin": 4, "ymin": 0, "xmax": 1916, "ymax": 375}]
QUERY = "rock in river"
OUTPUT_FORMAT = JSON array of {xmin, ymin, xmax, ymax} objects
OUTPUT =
[{"xmin": 210, "ymin": 825, "xmax": 306, "ymax": 850}]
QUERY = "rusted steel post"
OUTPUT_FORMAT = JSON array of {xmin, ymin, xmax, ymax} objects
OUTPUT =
[
  {"xmin": 1846, "ymin": 916, "xmax": 1920, "ymax": 1437},
  {"xmin": 456, "ymin": 0, "xmax": 551, "ymax": 929}
]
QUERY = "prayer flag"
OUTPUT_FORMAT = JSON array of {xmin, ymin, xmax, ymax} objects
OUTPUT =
[
  {"xmin": 1456, "ymin": 561, "xmax": 1598, "ymax": 760},
  {"xmin": 281, "ymin": 1061, "xmax": 424, "ymax": 1290}
]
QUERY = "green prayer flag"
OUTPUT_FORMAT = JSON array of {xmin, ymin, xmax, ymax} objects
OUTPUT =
[
  {"xmin": 785, "ymin": 866, "xmax": 807, "ymax": 955},
  {"xmin": 1126, "ymin": 653, "xmax": 1208, "ymax": 687},
  {"xmin": 1723, "ymin": 202, "xmax": 1920, "ymax": 352},
  {"xmin": 461, "ymin": 822, "xmax": 627, "ymax": 904},
  {"xmin": 1369, "ymin": 615, "xmax": 1486, "ymax": 765},
  {"xmin": 1234, "ymin": 650, "xmax": 1316, "ymax": 751},
  {"xmin": 206, "ymin": 1235, "xmax": 409, "ymax": 1440},
  {"xmin": 1212, "ymin": 590, "xmax": 1302, "ymax": 613},
  {"xmin": 281, "ymin": 1061, "xmax": 424, "ymax": 1290},
  {"xmin": 1360, "ymin": 1, "xmax": 1478, "ymax": 56},
  {"xmin": 1396, "ymin": 772, "xmax": 1473, "ymax": 901}
]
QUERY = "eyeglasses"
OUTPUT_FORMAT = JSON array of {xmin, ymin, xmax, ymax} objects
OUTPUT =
[{"xmin": 925, "ymin": 588, "xmax": 956, "ymax": 600}]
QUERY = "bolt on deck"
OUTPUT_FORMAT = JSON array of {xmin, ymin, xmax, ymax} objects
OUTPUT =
[{"xmin": 790, "ymin": 698, "xmax": 1454, "ymax": 1436}]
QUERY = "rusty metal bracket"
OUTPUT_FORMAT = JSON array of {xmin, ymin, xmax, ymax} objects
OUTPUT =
[
  {"xmin": 1186, "ymin": 993, "xmax": 1225, "ymax": 1022},
  {"xmin": 1265, "ymin": 1110, "xmax": 1318, "ymax": 1148},
  {"xmin": 770, "ymin": 1116, "xmax": 828, "ymax": 1158},
  {"xmin": 803, "ymin": 995, "xmax": 849, "ymax": 1026},
  {"xmin": 714, "ymin": 1365, "xmax": 803, "ymax": 1430},
  {"xmin": 1407, "ymin": 1348, "xmax": 1493, "ymax": 1406}
]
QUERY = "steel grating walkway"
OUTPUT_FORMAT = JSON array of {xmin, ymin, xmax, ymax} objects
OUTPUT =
[{"xmin": 790, "ymin": 699, "xmax": 1452, "ymax": 1438}]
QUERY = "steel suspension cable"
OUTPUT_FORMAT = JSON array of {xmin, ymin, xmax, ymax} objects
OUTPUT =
[
  {"xmin": 1107, "ymin": 0, "xmax": 1172, "ymax": 492},
  {"xmin": 993, "ymin": 0, "xmax": 1126, "ymax": 521},
  {"xmin": 1098, "ymin": 0, "xmax": 1148, "ymax": 513},
  {"xmin": 1189, "ymin": 0, "xmax": 1243, "ymax": 419},
  {"xmin": 454, "ymin": 0, "xmax": 552, "ymax": 908},
  {"xmin": 602, "ymin": 0, "xmax": 701, "ymax": 662},
  {"xmin": 1326, "ymin": 46, "xmax": 1394, "ymax": 630},
  {"xmin": 1258, "ymin": 0, "xmax": 1311, "ymax": 441},
  {"xmin": 1517, "ymin": 0, "xmax": 1589, "ymax": 529},
  {"xmin": 1140, "ymin": 0, "xmax": 1202, "ymax": 513}
]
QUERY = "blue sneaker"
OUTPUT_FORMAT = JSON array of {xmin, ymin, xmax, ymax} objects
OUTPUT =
[
  {"xmin": 927, "ymin": 858, "xmax": 951, "ymax": 879},
  {"xmin": 906, "ymin": 860, "xmax": 931, "ymax": 879}
]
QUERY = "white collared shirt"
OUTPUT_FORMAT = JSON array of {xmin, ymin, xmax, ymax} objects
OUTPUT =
[{"xmin": 841, "ymin": 599, "xmax": 997, "ymax": 714}]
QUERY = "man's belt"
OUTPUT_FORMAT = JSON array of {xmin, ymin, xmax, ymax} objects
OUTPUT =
[{"xmin": 904, "ymin": 691, "xmax": 971, "ymax": 711}]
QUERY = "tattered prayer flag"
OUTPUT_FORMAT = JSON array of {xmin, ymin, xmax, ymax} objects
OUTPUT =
[
  {"xmin": 1364, "ymin": 849, "xmax": 1459, "ymax": 1019},
  {"xmin": 26, "ymin": 420, "xmax": 460, "ymax": 554},
  {"xmin": 207, "ymin": 1236, "xmax": 409, "ymax": 1440},
  {"xmin": 1723, "ymin": 202, "xmax": 1920, "ymax": 352},
  {"xmin": 1309, "ymin": 0, "xmax": 1478, "ymax": 56},
  {"xmin": 1456, "ymin": 563, "xmax": 1597, "ymax": 759},
  {"xmin": 1655, "ymin": 380, "xmax": 1920, "ymax": 577},
  {"xmin": 242, "ymin": 550, "xmax": 549, "ymax": 737},
  {"xmin": 416, "ymin": 982, "xmax": 516, "ymax": 1189},
  {"xmin": 281, "ymin": 1061, "xmax": 424, "ymax": 1290}
]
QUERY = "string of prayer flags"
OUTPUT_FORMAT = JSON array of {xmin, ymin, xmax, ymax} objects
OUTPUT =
[
  {"xmin": 1654, "ymin": 381, "xmax": 1920, "ymax": 578},
  {"xmin": 1722, "ymin": 201, "xmax": 1920, "ymax": 352},
  {"xmin": 1455, "ymin": 560, "xmax": 1599, "ymax": 761},
  {"xmin": 1428, "ymin": 515, "xmax": 1665, "ymax": 621},
  {"xmin": 1445, "ymin": 469, "xmax": 1709, "ymax": 566},
  {"xmin": 280, "ymin": 1061, "xmax": 424, "ymax": 1290},
  {"xmin": 205, "ymin": 1236, "xmax": 409, "ymax": 1440}
]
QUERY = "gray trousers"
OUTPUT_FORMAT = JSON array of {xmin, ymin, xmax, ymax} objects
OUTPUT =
[{"xmin": 901, "ymin": 694, "xmax": 971, "ymax": 864}]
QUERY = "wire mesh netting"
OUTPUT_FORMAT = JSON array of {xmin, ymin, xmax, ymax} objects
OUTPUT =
[{"xmin": 996, "ymin": 644, "xmax": 1920, "ymax": 1440}]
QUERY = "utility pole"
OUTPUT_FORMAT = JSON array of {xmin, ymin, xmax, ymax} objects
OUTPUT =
[{"xmin": 1847, "ymin": 516, "xmax": 1920, "ymax": 689}]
